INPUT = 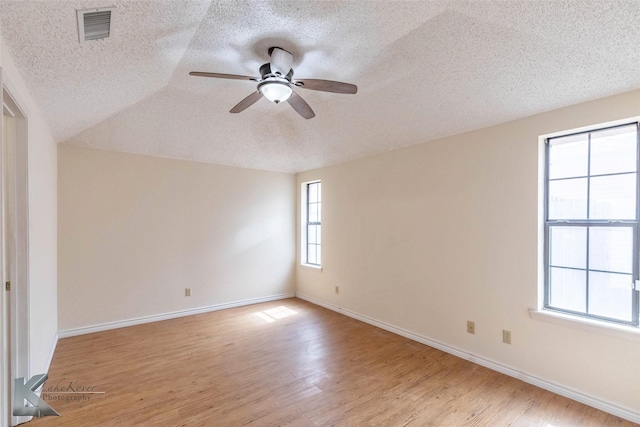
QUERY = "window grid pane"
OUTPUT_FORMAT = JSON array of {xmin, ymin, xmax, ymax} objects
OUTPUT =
[
  {"xmin": 545, "ymin": 123, "xmax": 639, "ymax": 326},
  {"xmin": 589, "ymin": 173, "xmax": 636, "ymax": 220},
  {"xmin": 549, "ymin": 267, "xmax": 587, "ymax": 313},
  {"xmin": 588, "ymin": 271, "xmax": 633, "ymax": 322},
  {"xmin": 548, "ymin": 178, "xmax": 588, "ymax": 220},
  {"xmin": 549, "ymin": 226, "xmax": 586, "ymax": 269}
]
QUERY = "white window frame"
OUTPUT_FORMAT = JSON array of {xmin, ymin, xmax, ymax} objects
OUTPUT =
[
  {"xmin": 301, "ymin": 180, "xmax": 322, "ymax": 269},
  {"xmin": 537, "ymin": 117, "xmax": 640, "ymax": 332}
]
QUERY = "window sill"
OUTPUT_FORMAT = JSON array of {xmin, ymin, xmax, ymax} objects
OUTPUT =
[
  {"xmin": 300, "ymin": 263, "xmax": 322, "ymax": 272},
  {"xmin": 529, "ymin": 309, "xmax": 640, "ymax": 342}
]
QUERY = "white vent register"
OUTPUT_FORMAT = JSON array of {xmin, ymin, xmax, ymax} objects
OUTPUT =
[{"xmin": 77, "ymin": 7, "xmax": 115, "ymax": 42}]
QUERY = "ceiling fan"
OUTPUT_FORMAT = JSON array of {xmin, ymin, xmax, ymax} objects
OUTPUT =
[{"xmin": 189, "ymin": 47, "xmax": 357, "ymax": 119}]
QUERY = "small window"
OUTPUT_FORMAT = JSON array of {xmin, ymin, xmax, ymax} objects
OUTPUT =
[
  {"xmin": 544, "ymin": 122, "xmax": 639, "ymax": 326},
  {"xmin": 302, "ymin": 181, "xmax": 321, "ymax": 266}
]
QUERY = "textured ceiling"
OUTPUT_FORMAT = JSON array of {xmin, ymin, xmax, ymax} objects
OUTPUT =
[{"xmin": 1, "ymin": 0, "xmax": 639, "ymax": 173}]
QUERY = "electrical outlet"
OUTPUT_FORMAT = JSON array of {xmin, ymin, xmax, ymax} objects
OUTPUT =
[
  {"xmin": 185, "ymin": 288, "xmax": 191, "ymax": 297},
  {"xmin": 335, "ymin": 286, "xmax": 339, "ymax": 294},
  {"xmin": 502, "ymin": 329, "xmax": 512, "ymax": 344},
  {"xmin": 467, "ymin": 321, "xmax": 475, "ymax": 334}
]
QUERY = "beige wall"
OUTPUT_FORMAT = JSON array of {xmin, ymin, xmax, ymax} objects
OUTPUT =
[
  {"xmin": 58, "ymin": 146, "xmax": 296, "ymax": 331},
  {"xmin": 1, "ymin": 37, "xmax": 58, "ymax": 375},
  {"xmin": 297, "ymin": 90, "xmax": 640, "ymax": 414}
]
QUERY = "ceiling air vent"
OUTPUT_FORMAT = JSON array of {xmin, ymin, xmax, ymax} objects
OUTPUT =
[{"xmin": 77, "ymin": 7, "xmax": 115, "ymax": 42}]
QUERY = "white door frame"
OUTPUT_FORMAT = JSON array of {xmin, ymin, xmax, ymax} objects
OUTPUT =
[{"xmin": 0, "ymin": 69, "xmax": 31, "ymax": 427}]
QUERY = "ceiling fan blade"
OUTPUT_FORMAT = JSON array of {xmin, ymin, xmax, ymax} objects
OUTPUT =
[
  {"xmin": 189, "ymin": 71, "xmax": 258, "ymax": 81},
  {"xmin": 230, "ymin": 91, "xmax": 263, "ymax": 113},
  {"xmin": 294, "ymin": 79, "xmax": 357, "ymax": 94},
  {"xmin": 269, "ymin": 47, "xmax": 293, "ymax": 76},
  {"xmin": 287, "ymin": 91, "xmax": 315, "ymax": 119}
]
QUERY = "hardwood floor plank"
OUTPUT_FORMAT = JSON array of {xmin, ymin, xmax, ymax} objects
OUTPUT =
[{"xmin": 28, "ymin": 298, "xmax": 636, "ymax": 426}]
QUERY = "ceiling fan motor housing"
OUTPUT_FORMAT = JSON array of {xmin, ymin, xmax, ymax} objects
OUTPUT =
[{"xmin": 259, "ymin": 63, "xmax": 293, "ymax": 81}]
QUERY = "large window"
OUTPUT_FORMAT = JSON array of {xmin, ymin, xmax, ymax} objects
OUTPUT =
[
  {"xmin": 545, "ymin": 122, "xmax": 639, "ymax": 326},
  {"xmin": 304, "ymin": 181, "xmax": 321, "ymax": 266}
]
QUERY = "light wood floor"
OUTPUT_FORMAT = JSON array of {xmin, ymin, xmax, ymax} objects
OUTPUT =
[{"xmin": 30, "ymin": 298, "xmax": 634, "ymax": 426}]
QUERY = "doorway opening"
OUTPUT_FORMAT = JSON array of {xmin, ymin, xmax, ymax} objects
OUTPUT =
[{"xmin": 1, "ymin": 77, "xmax": 30, "ymax": 427}]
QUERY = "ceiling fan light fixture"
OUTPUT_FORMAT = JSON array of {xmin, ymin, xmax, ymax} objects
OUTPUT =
[
  {"xmin": 259, "ymin": 81, "xmax": 292, "ymax": 104},
  {"xmin": 189, "ymin": 46, "xmax": 357, "ymax": 118}
]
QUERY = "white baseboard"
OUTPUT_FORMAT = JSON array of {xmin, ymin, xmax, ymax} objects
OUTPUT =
[
  {"xmin": 296, "ymin": 292, "xmax": 640, "ymax": 425},
  {"xmin": 59, "ymin": 293, "xmax": 295, "ymax": 338}
]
